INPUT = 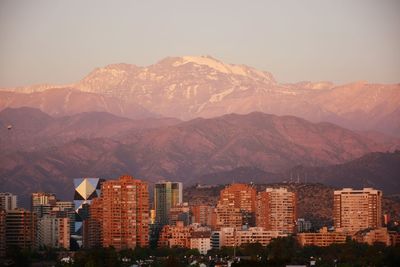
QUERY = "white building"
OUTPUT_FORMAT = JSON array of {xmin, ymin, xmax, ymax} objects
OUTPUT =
[
  {"xmin": 0, "ymin": 192, "xmax": 17, "ymax": 211},
  {"xmin": 37, "ymin": 216, "xmax": 70, "ymax": 249},
  {"xmin": 190, "ymin": 231, "xmax": 211, "ymax": 255},
  {"xmin": 212, "ymin": 227, "xmax": 287, "ymax": 248}
]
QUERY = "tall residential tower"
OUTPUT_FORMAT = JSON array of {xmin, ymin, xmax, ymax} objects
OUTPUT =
[
  {"xmin": 256, "ymin": 187, "xmax": 297, "ymax": 234},
  {"xmin": 333, "ymin": 188, "xmax": 382, "ymax": 232},
  {"xmin": 101, "ymin": 175, "xmax": 149, "ymax": 249}
]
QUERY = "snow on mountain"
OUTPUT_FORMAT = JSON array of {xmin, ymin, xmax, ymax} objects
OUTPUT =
[{"xmin": 1, "ymin": 56, "xmax": 399, "ymax": 135}]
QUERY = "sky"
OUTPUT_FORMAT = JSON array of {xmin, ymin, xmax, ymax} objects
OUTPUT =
[{"xmin": 0, "ymin": 0, "xmax": 399, "ymax": 87}]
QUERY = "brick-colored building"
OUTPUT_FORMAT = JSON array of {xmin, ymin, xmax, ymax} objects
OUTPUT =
[
  {"xmin": 211, "ymin": 227, "xmax": 286, "ymax": 248},
  {"xmin": 191, "ymin": 205, "xmax": 213, "ymax": 226},
  {"xmin": 158, "ymin": 221, "xmax": 193, "ymax": 248},
  {"xmin": 0, "ymin": 209, "xmax": 5, "ymax": 258},
  {"xmin": 353, "ymin": 227, "xmax": 391, "ymax": 246},
  {"xmin": 212, "ymin": 184, "xmax": 256, "ymax": 230},
  {"xmin": 297, "ymin": 227, "xmax": 347, "ymax": 247},
  {"xmin": 389, "ymin": 231, "xmax": 400, "ymax": 246},
  {"xmin": 101, "ymin": 175, "xmax": 149, "ymax": 249},
  {"xmin": 83, "ymin": 197, "xmax": 103, "ymax": 248},
  {"xmin": 334, "ymin": 188, "xmax": 382, "ymax": 233},
  {"xmin": 169, "ymin": 202, "xmax": 191, "ymax": 226},
  {"xmin": 219, "ymin": 184, "xmax": 256, "ymax": 213},
  {"xmin": 256, "ymin": 187, "xmax": 297, "ymax": 234},
  {"xmin": 5, "ymin": 209, "xmax": 37, "ymax": 251}
]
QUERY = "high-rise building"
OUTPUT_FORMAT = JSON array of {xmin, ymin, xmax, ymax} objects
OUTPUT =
[
  {"xmin": 191, "ymin": 205, "xmax": 213, "ymax": 226},
  {"xmin": 169, "ymin": 202, "xmax": 191, "ymax": 226},
  {"xmin": 5, "ymin": 209, "xmax": 37, "ymax": 251},
  {"xmin": 73, "ymin": 178, "xmax": 103, "ymax": 235},
  {"xmin": 256, "ymin": 187, "xmax": 297, "ymax": 234},
  {"xmin": 333, "ymin": 188, "xmax": 382, "ymax": 232},
  {"xmin": 83, "ymin": 197, "xmax": 103, "ymax": 249},
  {"xmin": 0, "ymin": 210, "xmax": 6, "ymax": 258},
  {"xmin": 31, "ymin": 192, "xmax": 57, "ymax": 218},
  {"xmin": 212, "ymin": 183, "xmax": 256, "ymax": 230},
  {"xmin": 154, "ymin": 181, "xmax": 182, "ymax": 226},
  {"xmin": 52, "ymin": 201, "xmax": 75, "ymax": 235},
  {"xmin": 37, "ymin": 216, "xmax": 70, "ymax": 249},
  {"xmin": 212, "ymin": 205, "xmax": 243, "ymax": 230},
  {"xmin": 0, "ymin": 192, "xmax": 17, "ymax": 211},
  {"xmin": 101, "ymin": 175, "xmax": 149, "ymax": 249},
  {"xmin": 219, "ymin": 184, "xmax": 256, "ymax": 213}
]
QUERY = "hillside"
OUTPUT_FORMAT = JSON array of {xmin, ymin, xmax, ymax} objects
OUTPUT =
[
  {"xmin": 0, "ymin": 107, "xmax": 180, "ymax": 152},
  {"xmin": 285, "ymin": 151, "xmax": 400, "ymax": 194},
  {"xmin": 0, "ymin": 109, "xmax": 398, "ymax": 202}
]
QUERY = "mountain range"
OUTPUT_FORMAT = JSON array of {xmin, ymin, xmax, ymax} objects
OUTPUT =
[
  {"xmin": 1, "ymin": 108, "xmax": 398, "ymax": 203},
  {"xmin": 0, "ymin": 56, "xmax": 399, "ymax": 204},
  {"xmin": 1, "ymin": 56, "xmax": 399, "ymax": 136}
]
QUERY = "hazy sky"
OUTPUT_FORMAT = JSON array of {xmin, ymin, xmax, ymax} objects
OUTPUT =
[{"xmin": 0, "ymin": 0, "xmax": 399, "ymax": 87}]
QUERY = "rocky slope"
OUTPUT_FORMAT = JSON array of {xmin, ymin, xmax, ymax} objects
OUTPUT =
[
  {"xmin": 285, "ymin": 150, "xmax": 400, "ymax": 194},
  {"xmin": 0, "ymin": 87, "xmax": 155, "ymax": 119},
  {"xmin": 0, "ymin": 109, "xmax": 398, "ymax": 201},
  {"xmin": 0, "ymin": 107, "xmax": 180, "ymax": 152},
  {"xmin": 1, "ymin": 56, "xmax": 399, "ymax": 135}
]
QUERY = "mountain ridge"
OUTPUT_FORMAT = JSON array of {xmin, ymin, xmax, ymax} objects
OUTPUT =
[
  {"xmin": 1, "ymin": 108, "xmax": 398, "ymax": 201},
  {"xmin": 1, "ymin": 56, "xmax": 398, "ymax": 135}
]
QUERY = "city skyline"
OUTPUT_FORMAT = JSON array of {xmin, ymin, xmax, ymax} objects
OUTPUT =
[
  {"xmin": 0, "ymin": 1, "xmax": 399, "ymax": 264},
  {"xmin": 1, "ymin": 174, "xmax": 399, "ymax": 265}
]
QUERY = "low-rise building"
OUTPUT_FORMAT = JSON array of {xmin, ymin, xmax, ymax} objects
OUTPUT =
[
  {"xmin": 353, "ymin": 227, "xmax": 391, "ymax": 246},
  {"xmin": 297, "ymin": 218, "xmax": 312, "ymax": 233},
  {"xmin": 389, "ymin": 231, "xmax": 400, "ymax": 246},
  {"xmin": 190, "ymin": 231, "xmax": 211, "ymax": 255},
  {"xmin": 297, "ymin": 227, "xmax": 347, "ymax": 247},
  {"xmin": 212, "ymin": 227, "xmax": 286, "ymax": 248},
  {"xmin": 170, "ymin": 202, "xmax": 191, "ymax": 226},
  {"xmin": 158, "ymin": 221, "xmax": 192, "ymax": 248}
]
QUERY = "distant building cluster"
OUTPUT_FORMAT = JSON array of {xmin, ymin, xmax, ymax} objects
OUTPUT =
[{"xmin": 0, "ymin": 177, "xmax": 399, "ymax": 258}]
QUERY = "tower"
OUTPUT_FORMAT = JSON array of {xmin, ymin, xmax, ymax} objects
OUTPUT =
[
  {"xmin": 31, "ymin": 192, "xmax": 56, "ymax": 218},
  {"xmin": 213, "ymin": 183, "xmax": 256, "ymax": 230},
  {"xmin": 333, "ymin": 188, "xmax": 382, "ymax": 232},
  {"xmin": 154, "ymin": 181, "xmax": 182, "ymax": 226},
  {"xmin": 0, "ymin": 192, "xmax": 17, "ymax": 211},
  {"xmin": 73, "ymin": 178, "xmax": 103, "ymax": 235},
  {"xmin": 256, "ymin": 187, "xmax": 297, "ymax": 234},
  {"xmin": 101, "ymin": 175, "xmax": 149, "ymax": 249}
]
